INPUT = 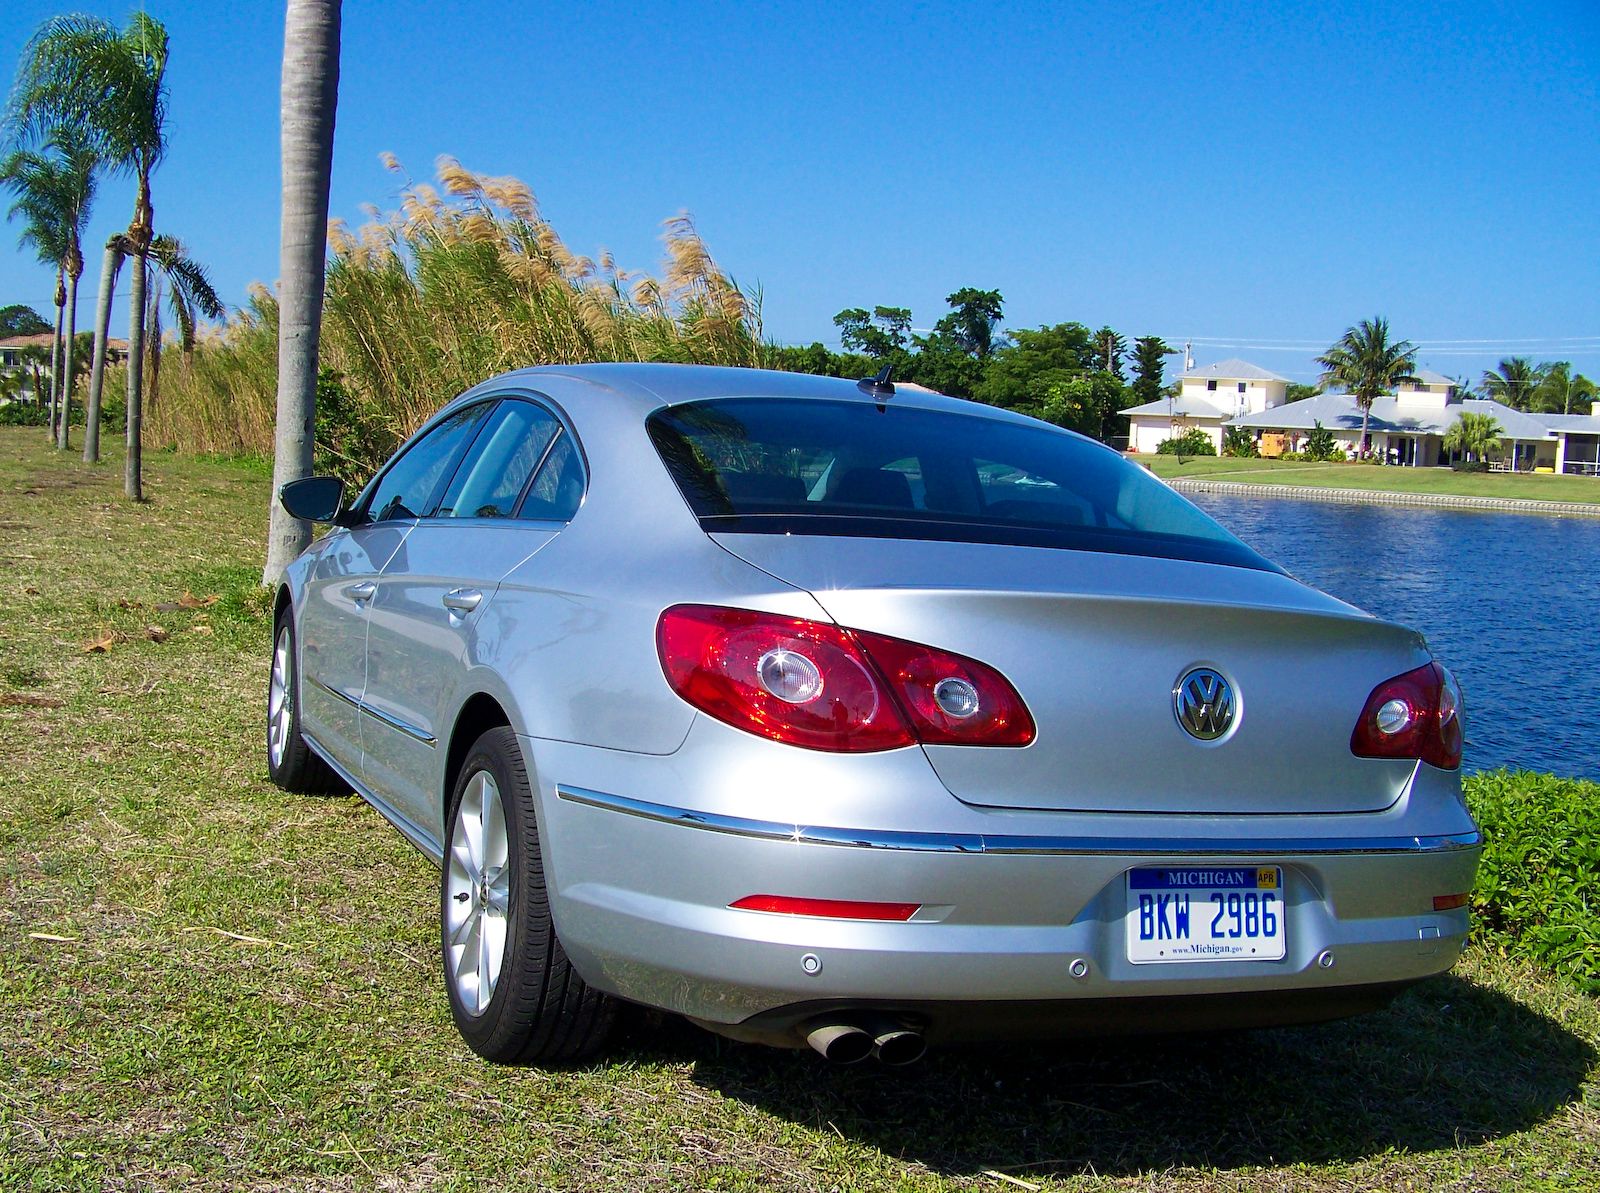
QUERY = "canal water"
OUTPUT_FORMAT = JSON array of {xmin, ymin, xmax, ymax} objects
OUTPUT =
[{"xmin": 1190, "ymin": 493, "xmax": 1600, "ymax": 781}]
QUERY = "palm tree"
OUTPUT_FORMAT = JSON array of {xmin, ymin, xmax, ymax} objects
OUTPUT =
[
  {"xmin": 1315, "ymin": 317, "xmax": 1420, "ymax": 456},
  {"xmin": 140, "ymin": 233, "xmax": 225, "ymax": 413},
  {"xmin": 266, "ymin": 0, "xmax": 343, "ymax": 586},
  {"xmin": 1443, "ymin": 410, "xmax": 1503, "ymax": 463},
  {"xmin": 0, "ymin": 129, "xmax": 97, "ymax": 450},
  {"xmin": 1481, "ymin": 357, "xmax": 1546, "ymax": 411},
  {"xmin": 9, "ymin": 13, "xmax": 170, "ymax": 494}
]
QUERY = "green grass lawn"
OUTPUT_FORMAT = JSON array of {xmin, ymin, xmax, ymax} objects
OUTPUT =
[
  {"xmin": 2, "ymin": 427, "xmax": 1598, "ymax": 1190},
  {"xmin": 1139, "ymin": 454, "xmax": 1600, "ymax": 504}
]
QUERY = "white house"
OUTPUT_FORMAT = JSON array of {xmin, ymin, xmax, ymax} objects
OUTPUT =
[{"xmin": 1121, "ymin": 359, "xmax": 1291, "ymax": 453}]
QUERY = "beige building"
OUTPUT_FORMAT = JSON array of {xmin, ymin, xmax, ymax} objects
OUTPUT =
[{"xmin": 1121, "ymin": 359, "xmax": 1292, "ymax": 453}]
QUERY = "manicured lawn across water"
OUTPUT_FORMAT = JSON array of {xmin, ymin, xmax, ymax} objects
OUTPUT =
[
  {"xmin": 2, "ymin": 427, "xmax": 1597, "ymax": 1190},
  {"xmin": 1139, "ymin": 453, "xmax": 1600, "ymax": 504}
]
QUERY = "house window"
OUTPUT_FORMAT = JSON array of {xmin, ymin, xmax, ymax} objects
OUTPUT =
[
  {"xmin": 1206, "ymin": 380, "xmax": 1217, "ymax": 391},
  {"xmin": 1237, "ymin": 382, "xmax": 1247, "ymax": 393}
]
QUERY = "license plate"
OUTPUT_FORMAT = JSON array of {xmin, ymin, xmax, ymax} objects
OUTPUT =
[{"xmin": 1125, "ymin": 866, "xmax": 1285, "ymax": 963}]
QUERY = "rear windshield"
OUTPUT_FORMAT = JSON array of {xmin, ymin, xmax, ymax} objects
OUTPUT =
[{"xmin": 647, "ymin": 398, "xmax": 1275, "ymax": 572}]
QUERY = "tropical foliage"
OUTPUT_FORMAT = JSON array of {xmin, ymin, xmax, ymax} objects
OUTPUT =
[
  {"xmin": 1155, "ymin": 427, "xmax": 1216, "ymax": 457},
  {"xmin": 1304, "ymin": 419, "xmax": 1340, "ymax": 462},
  {"xmin": 1315, "ymin": 317, "xmax": 1418, "ymax": 455},
  {"xmin": 1442, "ymin": 410, "xmax": 1503, "ymax": 462},
  {"xmin": 1222, "ymin": 424, "xmax": 1259, "ymax": 457}
]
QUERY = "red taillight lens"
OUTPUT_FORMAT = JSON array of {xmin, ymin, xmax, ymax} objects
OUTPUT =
[
  {"xmin": 853, "ymin": 628, "xmax": 1036, "ymax": 747},
  {"xmin": 1350, "ymin": 661, "xmax": 1463, "ymax": 770},
  {"xmin": 656, "ymin": 605, "xmax": 914, "ymax": 752},
  {"xmin": 730, "ymin": 894, "xmax": 921, "ymax": 921},
  {"xmin": 656, "ymin": 605, "xmax": 1035, "ymax": 752}
]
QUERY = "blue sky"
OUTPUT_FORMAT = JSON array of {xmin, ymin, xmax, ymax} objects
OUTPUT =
[{"xmin": 3, "ymin": 0, "xmax": 1597, "ymax": 384}]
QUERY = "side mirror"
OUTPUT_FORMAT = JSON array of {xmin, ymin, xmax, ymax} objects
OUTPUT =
[{"xmin": 279, "ymin": 475, "xmax": 349, "ymax": 524}]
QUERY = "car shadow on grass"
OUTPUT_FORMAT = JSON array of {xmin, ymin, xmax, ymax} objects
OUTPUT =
[{"xmin": 619, "ymin": 974, "xmax": 1593, "ymax": 1178}]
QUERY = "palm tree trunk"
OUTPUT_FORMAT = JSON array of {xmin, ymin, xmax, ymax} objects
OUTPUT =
[
  {"xmin": 84, "ymin": 237, "xmax": 126, "ymax": 464},
  {"xmin": 1359, "ymin": 403, "xmax": 1371, "ymax": 457},
  {"xmin": 265, "ymin": 0, "xmax": 343, "ymax": 586},
  {"xmin": 125, "ymin": 252, "xmax": 149, "ymax": 500},
  {"xmin": 59, "ymin": 270, "xmax": 81, "ymax": 452},
  {"xmin": 48, "ymin": 285, "xmax": 65, "ymax": 444}
]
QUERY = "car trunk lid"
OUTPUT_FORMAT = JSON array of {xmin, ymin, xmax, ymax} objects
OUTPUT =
[{"xmin": 711, "ymin": 533, "xmax": 1426, "ymax": 815}]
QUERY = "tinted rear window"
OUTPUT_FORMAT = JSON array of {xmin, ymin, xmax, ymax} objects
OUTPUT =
[{"xmin": 647, "ymin": 398, "xmax": 1274, "ymax": 571}]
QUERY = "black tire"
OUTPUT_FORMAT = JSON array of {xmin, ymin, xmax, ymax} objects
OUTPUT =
[
  {"xmin": 442, "ymin": 726, "xmax": 615, "ymax": 1065},
  {"xmin": 266, "ymin": 609, "xmax": 344, "ymax": 794}
]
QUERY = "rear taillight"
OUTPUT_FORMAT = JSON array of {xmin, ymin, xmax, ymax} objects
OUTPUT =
[
  {"xmin": 1350, "ymin": 661, "xmax": 1463, "ymax": 770},
  {"xmin": 656, "ymin": 604, "xmax": 1034, "ymax": 753}
]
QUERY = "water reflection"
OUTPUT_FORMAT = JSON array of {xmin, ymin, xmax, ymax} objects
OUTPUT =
[{"xmin": 1192, "ymin": 494, "xmax": 1599, "ymax": 780}]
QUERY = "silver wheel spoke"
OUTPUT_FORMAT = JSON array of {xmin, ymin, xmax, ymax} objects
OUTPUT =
[{"xmin": 444, "ymin": 764, "xmax": 513, "ymax": 1018}]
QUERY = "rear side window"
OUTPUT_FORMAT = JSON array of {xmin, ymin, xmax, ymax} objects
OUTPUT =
[
  {"xmin": 517, "ymin": 432, "xmax": 585, "ymax": 521},
  {"xmin": 364, "ymin": 402, "xmax": 495, "ymax": 522},
  {"xmin": 647, "ymin": 398, "xmax": 1272, "ymax": 571},
  {"xmin": 436, "ymin": 400, "xmax": 561, "ymax": 519}
]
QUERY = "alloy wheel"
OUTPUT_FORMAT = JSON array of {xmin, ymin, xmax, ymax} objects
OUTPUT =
[
  {"xmin": 268, "ymin": 626, "xmax": 293, "ymax": 769},
  {"xmin": 445, "ymin": 770, "xmax": 512, "ymax": 1015}
]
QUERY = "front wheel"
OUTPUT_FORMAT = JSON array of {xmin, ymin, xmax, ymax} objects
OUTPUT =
[{"xmin": 442, "ymin": 726, "xmax": 614, "ymax": 1065}]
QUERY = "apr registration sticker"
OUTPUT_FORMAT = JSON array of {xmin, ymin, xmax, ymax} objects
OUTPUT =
[{"xmin": 1125, "ymin": 866, "xmax": 1285, "ymax": 963}]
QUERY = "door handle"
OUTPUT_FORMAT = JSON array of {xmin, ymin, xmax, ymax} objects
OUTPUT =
[
  {"xmin": 442, "ymin": 588, "xmax": 483, "ymax": 614},
  {"xmin": 347, "ymin": 581, "xmax": 376, "ymax": 603}
]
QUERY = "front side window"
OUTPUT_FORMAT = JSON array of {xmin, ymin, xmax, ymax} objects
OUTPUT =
[
  {"xmin": 647, "ymin": 398, "xmax": 1273, "ymax": 571},
  {"xmin": 363, "ymin": 402, "xmax": 495, "ymax": 521},
  {"xmin": 436, "ymin": 400, "xmax": 560, "ymax": 519}
]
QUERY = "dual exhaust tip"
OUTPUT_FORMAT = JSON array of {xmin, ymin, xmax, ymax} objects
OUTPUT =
[{"xmin": 804, "ymin": 1017, "xmax": 926, "ymax": 1066}]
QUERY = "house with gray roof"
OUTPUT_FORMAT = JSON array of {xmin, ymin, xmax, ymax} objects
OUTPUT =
[{"xmin": 1121, "ymin": 358, "xmax": 1292, "ymax": 453}]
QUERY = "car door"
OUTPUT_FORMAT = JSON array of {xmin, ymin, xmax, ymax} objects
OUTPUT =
[
  {"xmin": 302, "ymin": 400, "xmax": 497, "ymax": 790},
  {"xmin": 362, "ymin": 398, "xmax": 575, "ymax": 835}
]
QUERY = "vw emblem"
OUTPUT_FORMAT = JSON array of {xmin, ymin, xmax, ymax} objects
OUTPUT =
[{"xmin": 1173, "ymin": 667, "xmax": 1236, "ymax": 741}]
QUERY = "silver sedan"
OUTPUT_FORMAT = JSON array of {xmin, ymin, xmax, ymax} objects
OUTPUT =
[{"xmin": 268, "ymin": 363, "xmax": 1480, "ymax": 1066}]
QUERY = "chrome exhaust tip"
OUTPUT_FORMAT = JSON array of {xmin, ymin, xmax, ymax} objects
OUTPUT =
[{"xmin": 803, "ymin": 1021, "xmax": 874, "ymax": 1065}]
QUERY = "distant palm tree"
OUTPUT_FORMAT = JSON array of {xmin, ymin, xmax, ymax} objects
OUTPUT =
[
  {"xmin": 9, "ymin": 12, "xmax": 170, "ymax": 493},
  {"xmin": 1443, "ymin": 410, "xmax": 1503, "ymax": 463},
  {"xmin": 141, "ymin": 233, "xmax": 225, "ymax": 412},
  {"xmin": 1481, "ymin": 357, "xmax": 1548, "ymax": 412},
  {"xmin": 0, "ymin": 128, "xmax": 97, "ymax": 450},
  {"xmin": 1315, "ymin": 317, "xmax": 1420, "ymax": 456},
  {"xmin": 266, "ymin": 0, "xmax": 343, "ymax": 585}
]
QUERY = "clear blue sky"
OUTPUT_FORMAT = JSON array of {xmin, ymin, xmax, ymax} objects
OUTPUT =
[{"xmin": 4, "ymin": 0, "xmax": 1597, "ymax": 384}]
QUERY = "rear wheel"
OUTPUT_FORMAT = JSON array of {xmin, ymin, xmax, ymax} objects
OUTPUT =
[
  {"xmin": 266, "ymin": 611, "xmax": 342, "ymax": 794},
  {"xmin": 442, "ymin": 726, "xmax": 614, "ymax": 1064}
]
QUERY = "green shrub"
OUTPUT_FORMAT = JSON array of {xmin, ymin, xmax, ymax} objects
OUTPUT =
[
  {"xmin": 1279, "ymin": 450, "xmax": 1305, "ymax": 461},
  {"xmin": 1222, "ymin": 426, "xmax": 1258, "ymax": 458},
  {"xmin": 1305, "ymin": 420, "xmax": 1340, "ymax": 462},
  {"xmin": 0, "ymin": 402, "xmax": 49, "ymax": 427},
  {"xmin": 1155, "ymin": 428, "xmax": 1216, "ymax": 457},
  {"xmin": 1464, "ymin": 770, "xmax": 1600, "ymax": 993},
  {"xmin": 1453, "ymin": 459, "xmax": 1490, "ymax": 473}
]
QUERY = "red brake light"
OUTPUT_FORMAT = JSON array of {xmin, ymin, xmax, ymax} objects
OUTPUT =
[
  {"xmin": 656, "ymin": 605, "xmax": 1034, "ymax": 752},
  {"xmin": 853, "ymin": 628, "xmax": 1035, "ymax": 747},
  {"xmin": 1350, "ymin": 661, "xmax": 1463, "ymax": 770}
]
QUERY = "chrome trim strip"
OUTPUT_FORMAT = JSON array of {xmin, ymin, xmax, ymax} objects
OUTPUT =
[
  {"xmin": 308, "ymin": 676, "xmax": 437, "ymax": 747},
  {"xmin": 555, "ymin": 785, "xmax": 1482, "ymax": 857},
  {"xmin": 302, "ymin": 729, "xmax": 445, "ymax": 867}
]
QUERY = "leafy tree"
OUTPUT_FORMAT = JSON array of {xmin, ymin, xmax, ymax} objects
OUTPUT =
[
  {"xmin": 0, "ymin": 304, "xmax": 50, "ymax": 335},
  {"xmin": 1128, "ymin": 336, "xmax": 1171, "ymax": 406},
  {"xmin": 1304, "ymin": 420, "xmax": 1340, "ymax": 462},
  {"xmin": 1090, "ymin": 326, "xmax": 1127, "ymax": 379},
  {"xmin": 10, "ymin": 11, "xmax": 171, "ymax": 491},
  {"xmin": 901, "ymin": 331, "xmax": 982, "ymax": 398},
  {"xmin": 1443, "ymin": 410, "xmax": 1503, "ymax": 462},
  {"xmin": 832, "ymin": 304, "xmax": 910, "ymax": 358},
  {"xmin": 1284, "ymin": 382, "xmax": 1319, "ymax": 403},
  {"xmin": 1480, "ymin": 357, "xmax": 1546, "ymax": 411},
  {"xmin": 1222, "ymin": 425, "xmax": 1258, "ymax": 457},
  {"xmin": 1315, "ymin": 316, "xmax": 1418, "ymax": 455},
  {"xmin": 2, "ymin": 127, "xmax": 97, "ymax": 450},
  {"xmin": 974, "ymin": 322, "xmax": 1094, "ymax": 411},
  {"xmin": 266, "ymin": 0, "xmax": 342, "ymax": 584},
  {"xmin": 1031, "ymin": 371, "xmax": 1125, "ymax": 441},
  {"xmin": 933, "ymin": 287, "xmax": 1004, "ymax": 359}
]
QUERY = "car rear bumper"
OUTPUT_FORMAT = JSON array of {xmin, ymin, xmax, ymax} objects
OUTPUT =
[{"xmin": 537, "ymin": 764, "xmax": 1480, "ymax": 1040}]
